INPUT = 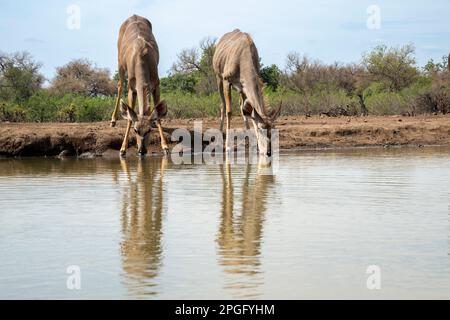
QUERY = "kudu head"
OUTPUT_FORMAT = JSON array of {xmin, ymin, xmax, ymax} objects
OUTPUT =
[
  {"xmin": 121, "ymin": 100, "xmax": 168, "ymax": 155},
  {"xmin": 243, "ymin": 100, "xmax": 282, "ymax": 157}
]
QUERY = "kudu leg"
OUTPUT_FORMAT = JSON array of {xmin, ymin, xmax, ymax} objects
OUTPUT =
[
  {"xmin": 110, "ymin": 79, "xmax": 123, "ymax": 127},
  {"xmin": 223, "ymin": 80, "xmax": 233, "ymax": 154},
  {"xmin": 120, "ymin": 90, "xmax": 136, "ymax": 157},
  {"xmin": 218, "ymin": 79, "xmax": 226, "ymax": 133},
  {"xmin": 152, "ymin": 85, "xmax": 169, "ymax": 154},
  {"xmin": 239, "ymin": 93, "xmax": 250, "ymax": 130}
]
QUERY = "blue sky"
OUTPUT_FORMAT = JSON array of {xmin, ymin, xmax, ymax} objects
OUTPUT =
[{"xmin": 0, "ymin": 0, "xmax": 449, "ymax": 81}]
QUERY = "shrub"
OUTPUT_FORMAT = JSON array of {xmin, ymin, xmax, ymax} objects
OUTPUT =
[
  {"xmin": 56, "ymin": 103, "xmax": 77, "ymax": 122},
  {"xmin": 261, "ymin": 64, "xmax": 281, "ymax": 91},
  {"xmin": 265, "ymin": 88, "xmax": 357, "ymax": 116},
  {"xmin": 25, "ymin": 90, "xmax": 57, "ymax": 122},
  {"xmin": 0, "ymin": 102, "xmax": 27, "ymax": 122},
  {"xmin": 72, "ymin": 95, "xmax": 115, "ymax": 122},
  {"xmin": 365, "ymin": 92, "xmax": 409, "ymax": 115},
  {"xmin": 163, "ymin": 91, "xmax": 239, "ymax": 118},
  {"xmin": 161, "ymin": 73, "xmax": 198, "ymax": 94}
]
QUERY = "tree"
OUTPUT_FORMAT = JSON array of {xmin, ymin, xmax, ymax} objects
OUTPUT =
[
  {"xmin": 51, "ymin": 59, "xmax": 115, "ymax": 97},
  {"xmin": 0, "ymin": 51, "xmax": 44, "ymax": 103},
  {"xmin": 424, "ymin": 55, "xmax": 449, "ymax": 75},
  {"xmin": 170, "ymin": 37, "xmax": 217, "ymax": 94},
  {"xmin": 283, "ymin": 52, "xmax": 371, "ymax": 115},
  {"xmin": 260, "ymin": 64, "xmax": 281, "ymax": 91},
  {"xmin": 362, "ymin": 44, "xmax": 418, "ymax": 91},
  {"xmin": 160, "ymin": 73, "xmax": 197, "ymax": 93}
]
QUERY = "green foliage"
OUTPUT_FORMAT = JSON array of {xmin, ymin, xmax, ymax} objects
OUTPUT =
[
  {"xmin": 266, "ymin": 88, "xmax": 358, "ymax": 116},
  {"xmin": 0, "ymin": 43, "xmax": 449, "ymax": 122},
  {"xmin": 362, "ymin": 44, "xmax": 418, "ymax": 91},
  {"xmin": 365, "ymin": 91, "xmax": 408, "ymax": 115},
  {"xmin": 424, "ymin": 55, "xmax": 449, "ymax": 74},
  {"xmin": 71, "ymin": 95, "xmax": 114, "ymax": 122},
  {"xmin": 160, "ymin": 73, "xmax": 198, "ymax": 94},
  {"xmin": 0, "ymin": 102, "xmax": 27, "ymax": 122},
  {"xmin": 0, "ymin": 90, "xmax": 115, "ymax": 122},
  {"xmin": 163, "ymin": 91, "xmax": 240, "ymax": 118},
  {"xmin": 170, "ymin": 37, "xmax": 217, "ymax": 95},
  {"xmin": 260, "ymin": 64, "xmax": 281, "ymax": 91},
  {"xmin": 0, "ymin": 52, "xmax": 44, "ymax": 103},
  {"xmin": 26, "ymin": 90, "xmax": 57, "ymax": 122}
]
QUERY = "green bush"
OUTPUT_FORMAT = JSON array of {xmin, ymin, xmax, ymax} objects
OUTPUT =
[
  {"xmin": 261, "ymin": 64, "xmax": 281, "ymax": 91},
  {"xmin": 0, "ymin": 102, "xmax": 27, "ymax": 122},
  {"xmin": 56, "ymin": 103, "xmax": 76, "ymax": 122},
  {"xmin": 264, "ymin": 88, "xmax": 357, "ymax": 116},
  {"xmin": 161, "ymin": 73, "xmax": 198, "ymax": 94},
  {"xmin": 73, "ymin": 96, "xmax": 114, "ymax": 122},
  {"xmin": 365, "ymin": 92, "xmax": 408, "ymax": 115},
  {"xmin": 163, "ymin": 91, "xmax": 240, "ymax": 118},
  {"xmin": 26, "ymin": 90, "xmax": 57, "ymax": 122}
]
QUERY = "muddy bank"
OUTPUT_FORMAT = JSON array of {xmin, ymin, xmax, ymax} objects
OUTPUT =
[{"xmin": 0, "ymin": 115, "xmax": 449, "ymax": 157}]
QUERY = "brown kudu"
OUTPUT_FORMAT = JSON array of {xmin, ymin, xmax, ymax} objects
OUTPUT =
[
  {"xmin": 213, "ymin": 29, "xmax": 282, "ymax": 157},
  {"xmin": 110, "ymin": 15, "xmax": 169, "ymax": 156}
]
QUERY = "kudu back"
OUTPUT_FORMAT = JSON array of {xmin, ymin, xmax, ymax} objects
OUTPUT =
[{"xmin": 111, "ymin": 15, "xmax": 169, "ymax": 156}]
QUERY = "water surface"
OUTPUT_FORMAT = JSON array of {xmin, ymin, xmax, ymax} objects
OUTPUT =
[{"xmin": 0, "ymin": 147, "xmax": 449, "ymax": 299}]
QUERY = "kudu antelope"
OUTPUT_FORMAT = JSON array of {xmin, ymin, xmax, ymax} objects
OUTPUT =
[
  {"xmin": 110, "ymin": 15, "xmax": 169, "ymax": 156},
  {"xmin": 213, "ymin": 29, "xmax": 282, "ymax": 157}
]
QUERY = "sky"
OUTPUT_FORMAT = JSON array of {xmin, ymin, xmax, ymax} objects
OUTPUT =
[{"xmin": 0, "ymin": 0, "xmax": 449, "ymax": 82}]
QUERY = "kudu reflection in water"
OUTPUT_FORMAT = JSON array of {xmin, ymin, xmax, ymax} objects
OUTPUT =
[
  {"xmin": 117, "ymin": 158, "xmax": 167, "ymax": 297},
  {"xmin": 216, "ymin": 160, "xmax": 275, "ymax": 298}
]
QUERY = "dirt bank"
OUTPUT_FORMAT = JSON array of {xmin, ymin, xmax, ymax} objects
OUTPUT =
[{"xmin": 1, "ymin": 115, "xmax": 450, "ymax": 157}]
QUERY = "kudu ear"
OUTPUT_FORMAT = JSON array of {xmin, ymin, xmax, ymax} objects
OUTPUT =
[
  {"xmin": 151, "ymin": 100, "xmax": 168, "ymax": 121},
  {"xmin": 244, "ymin": 99, "xmax": 266, "ymax": 124},
  {"xmin": 269, "ymin": 101, "xmax": 283, "ymax": 122},
  {"xmin": 242, "ymin": 99, "xmax": 253, "ymax": 116},
  {"xmin": 120, "ymin": 100, "xmax": 138, "ymax": 123}
]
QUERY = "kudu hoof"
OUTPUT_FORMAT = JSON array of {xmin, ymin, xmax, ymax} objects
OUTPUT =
[
  {"xmin": 110, "ymin": 121, "xmax": 117, "ymax": 128},
  {"xmin": 120, "ymin": 150, "xmax": 126, "ymax": 158}
]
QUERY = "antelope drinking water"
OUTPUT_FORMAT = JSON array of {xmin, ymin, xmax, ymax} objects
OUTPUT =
[
  {"xmin": 110, "ymin": 15, "xmax": 169, "ymax": 156},
  {"xmin": 213, "ymin": 29, "xmax": 282, "ymax": 157}
]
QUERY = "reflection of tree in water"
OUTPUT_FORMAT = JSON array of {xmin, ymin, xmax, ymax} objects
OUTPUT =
[
  {"xmin": 118, "ymin": 158, "xmax": 167, "ymax": 298},
  {"xmin": 216, "ymin": 160, "xmax": 275, "ymax": 298}
]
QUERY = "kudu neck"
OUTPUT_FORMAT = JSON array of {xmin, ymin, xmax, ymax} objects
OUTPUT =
[
  {"xmin": 243, "ymin": 74, "xmax": 266, "ymax": 117},
  {"xmin": 135, "ymin": 72, "xmax": 151, "ymax": 116},
  {"xmin": 239, "ymin": 54, "xmax": 266, "ymax": 116}
]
